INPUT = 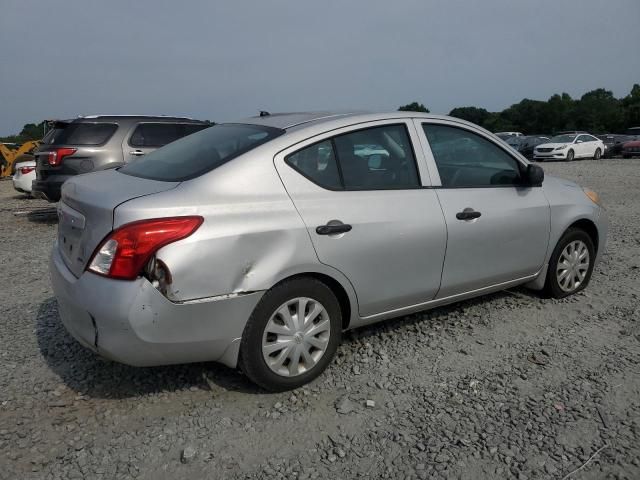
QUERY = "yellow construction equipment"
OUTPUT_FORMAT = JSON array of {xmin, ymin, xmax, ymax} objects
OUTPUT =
[{"xmin": 0, "ymin": 141, "xmax": 40, "ymax": 178}]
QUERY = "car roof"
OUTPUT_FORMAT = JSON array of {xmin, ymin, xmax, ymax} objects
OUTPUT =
[
  {"xmin": 234, "ymin": 110, "xmax": 484, "ymax": 132},
  {"xmin": 66, "ymin": 115, "xmax": 207, "ymax": 123}
]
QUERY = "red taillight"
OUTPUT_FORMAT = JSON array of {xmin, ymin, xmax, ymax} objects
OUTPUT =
[
  {"xmin": 87, "ymin": 216, "xmax": 203, "ymax": 280},
  {"xmin": 47, "ymin": 147, "xmax": 77, "ymax": 166},
  {"xmin": 19, "ymin": 166, "xmax": 35, "ymax": 174}
]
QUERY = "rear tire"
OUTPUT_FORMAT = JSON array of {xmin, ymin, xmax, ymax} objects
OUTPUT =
[
  {"xmin": 566, "ymin": 149, "xmax": 575, "ymax": 162},
  {"xmin": 544, "ymin": 228, "xmax": 595, "ymax": 299},
  {"xmin": 239, "ymin": 277, "xmax": 342, "ymax": 391},
  {"xmin": 593, "ymin": 148, "xmax": 601, "ymax": 160}
]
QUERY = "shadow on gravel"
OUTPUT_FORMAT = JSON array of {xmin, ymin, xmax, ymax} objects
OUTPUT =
[
  {"xmin": 26, "ymin": 211, "xmax": 58, "ymax": 224},
  {"xmin": 35, "ymin": 298, "xmax": 262, "ymax": 398},
  {"xmin": 36, "ymin": 287, "xmax": 542, "ymax": 399},
  {"xmin": 343, "ymin": 286, "xmax": 541, "ymax": 342}
]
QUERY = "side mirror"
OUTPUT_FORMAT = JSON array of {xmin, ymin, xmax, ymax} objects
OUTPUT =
[
  {"xmin": 525, "ymin": 164, "xmax": 544, "ymax": 186},
  {"xmin": 576, "ymin": 140, "xmax": 583, "ymax": 143}
]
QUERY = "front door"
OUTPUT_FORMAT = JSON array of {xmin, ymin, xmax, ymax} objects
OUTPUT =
[
  {"xmin": 275, "ymin": 121, "xmax": 447, "ymax": 317},
  {"xmin": 417, "ymin": 120, "xmax": 550, "ymax": 298}
]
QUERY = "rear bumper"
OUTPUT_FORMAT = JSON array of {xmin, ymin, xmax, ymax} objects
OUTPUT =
[
  {"xmin": 32, "ymin": 177, "xmax": 68, "ymax": 202},
  {"xmin": 13, "ymin": 174, "xmax": 34, "ymax": 193},
  {"xmin": 49, "ymin": 245, "xmax": 263, "ymax": 368}
]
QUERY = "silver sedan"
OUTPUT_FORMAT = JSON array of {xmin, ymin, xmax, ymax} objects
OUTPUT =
[{"xmin": 50, "ymin": 112, "xmax": 608, "ymax": 391}]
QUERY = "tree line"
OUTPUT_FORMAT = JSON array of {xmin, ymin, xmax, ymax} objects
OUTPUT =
[
  {"xmin": 3, "ymin": 85, "xmax": 639, "ymax": 143},
  {"xmin": 399, "ymin": 84, "xmax": 640, "ymax": 134}
]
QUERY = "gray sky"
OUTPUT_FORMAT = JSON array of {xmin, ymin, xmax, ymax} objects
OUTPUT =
[{"xmin": 1, "ymin": 0, "xmax": 639, "ymax": 135}]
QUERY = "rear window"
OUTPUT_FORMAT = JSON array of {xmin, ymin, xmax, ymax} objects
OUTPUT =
[
  {"xmin": 129, "ymin": 123, "xmax": 210, "ymax": 147},
  {"xmin": 45, "ymin": 122, "xmax": 118, "ymax": 146},
  {"xmin": 120, "ymin": 123, "xmax": 284, "ymax": 181}
]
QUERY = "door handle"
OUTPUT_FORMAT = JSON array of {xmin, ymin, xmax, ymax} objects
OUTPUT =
[
  {"xmin": 316, "ymin": 223, "xmax": 352, "ymax": 235},
  {"xmin": 129, "ymin": 150, "xmax": 145, "ymax": 156},
  {"xmin": 456, "ymin": 208, "xmax": 481, "ymax": 220}
]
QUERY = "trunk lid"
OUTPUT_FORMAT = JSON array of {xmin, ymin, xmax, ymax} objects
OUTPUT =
[{"xmin": 57, "ymin": 169, "xmax": 179, "ymax": 277}]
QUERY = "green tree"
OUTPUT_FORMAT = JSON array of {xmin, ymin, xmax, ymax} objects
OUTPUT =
[
  {"xmin": 448, "ymin": 106, "xmax": 491, "ymax": 127},
  {"xmin": 574, "ymin": 88, "xmax": 624, "ymax": 133},
  {"xmin": 622, "ymin": 84, "xmax": 640, "ymax": 128},
  {"xmin": 398, "ymin": 102, "xmax": 429, "ymax": 113},
  {"xmin": 0, "ymin": 121, "xmax": 48, "ymax": 143}
]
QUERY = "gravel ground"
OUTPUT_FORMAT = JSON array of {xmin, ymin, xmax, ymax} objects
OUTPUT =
[{"xmin": 1, "ymin": 159, "xmax": 639, "ymax": 480}]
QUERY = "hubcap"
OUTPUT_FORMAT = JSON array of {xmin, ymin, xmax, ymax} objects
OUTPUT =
[
  {"xmin": 262, "ymin": 297, "xmax": 331, "ymax": 377},
  {"xmin": 556, "ymin": 240, "xmax": 590, "ymax": 293}
]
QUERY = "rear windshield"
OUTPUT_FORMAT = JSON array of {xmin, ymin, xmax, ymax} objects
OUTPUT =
[
  {"xmin": 120, "ymin": 123, "xmax": 284, "ymax": 182},
  {"xmin": 44, "ymin": 122, "xmax": 118, "ymax": 146}
]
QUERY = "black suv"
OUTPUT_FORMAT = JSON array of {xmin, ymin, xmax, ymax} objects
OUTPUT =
[{"xmin": 33, "ymin": 115, "xmax": 211, "ymax": 202}]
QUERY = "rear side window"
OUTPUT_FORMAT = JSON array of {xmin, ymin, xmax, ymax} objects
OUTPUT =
[
  {"xmin": 285, "ymin": 124, "xmax": 420, "ymax": 190},
  {"xmin": 129, "ymin": 123, "xmax": 210, "ymax": 147},
  {"xmin": 286, "ymin": 140, "xmax": 342, "ymax": 190},
  {"xmin": 46, "ymin": 123, "xmax": 117, "ymax": 145},
  {"xmin": 120, "ymin": 123, "xmax": 284, "ymax": 182}
]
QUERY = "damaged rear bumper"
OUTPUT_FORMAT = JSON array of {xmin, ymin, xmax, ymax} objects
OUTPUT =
[{"xmin": 49, "ymin": 245, "xmax": 263, "ymax": 368}]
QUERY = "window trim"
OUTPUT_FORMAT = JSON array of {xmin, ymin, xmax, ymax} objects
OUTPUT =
[
  {"xmin": 127, "ymin": 122, "xmax": 210, "ymax": 148},
  {"xmin": 284, "ymin": 123, "xmax": 422, "ymax": 191},
  {"xmin": 419, "ymin": 121, "xmax": 531, "ymax": 189}
]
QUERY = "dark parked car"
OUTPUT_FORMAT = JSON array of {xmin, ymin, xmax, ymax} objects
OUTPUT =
[
  {"xmin": 515, "ymin": 136, "xmax": 550, "ymax": 160},
  {"xmin": 33, "ymin": 115, "xmax": 211, "ymax": 202},
  {"xmin": 597, "ymin": 135, "xmax": 633, "ymax": 158},
  {"xmin": 503, "ymin": 135, "xmax": 550, "ymax": 160}
]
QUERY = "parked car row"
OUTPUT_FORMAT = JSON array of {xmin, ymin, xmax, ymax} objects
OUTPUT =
[{"xmin": 496, "ymin": 129, "xmax": 640, "ymax": 162}]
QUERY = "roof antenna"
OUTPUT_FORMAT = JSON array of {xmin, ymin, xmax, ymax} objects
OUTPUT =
[{"xmin": 259, "ymin": 110, "xmax": 270, "ymax": 117}]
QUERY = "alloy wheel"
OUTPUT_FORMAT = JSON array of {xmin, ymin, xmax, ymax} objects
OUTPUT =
[
  {"xmin": 556, "ymin": 240, "xmax": 590, "ymax": 293},
  {"xmin": 261, "ymin": 297, "xmax": 331, "ymax": 377}
]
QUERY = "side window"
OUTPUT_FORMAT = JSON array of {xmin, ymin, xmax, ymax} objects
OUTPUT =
[
  {"xmin": 285, "ymin": 140, "xmax": 342, "ymax": 190},
  {"xmin": 577, "ymin": 135, "xmax": 591, "ymax": 143},
  {"xmin": 286, "ymin": 124, "xmax": 420, "ymax": 190},
  {"xmin": 423, "ymin": 124, "xmax": 523, "ymax": 187},
  {"xmin": 334, "ymin": 124, "xmax": 420, "ymax": 190},
  {"xmin": 129, "ymin": 123, "xmax": 207, "ymax": 148}
]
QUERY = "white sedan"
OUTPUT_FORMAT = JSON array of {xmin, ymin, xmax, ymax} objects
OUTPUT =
[
  {"xmin": 12, "ymin": 160, "xmax": 36, "ymax": 195},
  {"xmin": 534, "ymin": 133, "xmax": 605, "ymax": 161}
]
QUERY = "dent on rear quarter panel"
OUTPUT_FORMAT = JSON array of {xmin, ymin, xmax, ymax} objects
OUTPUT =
[{"xmin": 112, "ymin": 150, "xmax": 358, "ymax": 314}]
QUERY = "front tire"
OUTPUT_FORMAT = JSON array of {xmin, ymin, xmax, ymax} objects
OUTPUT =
[
  {"xmin": 239, "ymin": 277, "xmax": 342, "ymax": 391},
  {"xmin": 566, "ymin": 149, "xmax": 575, "ymax": 162},
  {"xmin": 545, "ymin": 228, "xmax": 595, "ymax": 299},
  {"xmin": 593, "ymin": 148, "xmax": 601, "ymax": 160}
]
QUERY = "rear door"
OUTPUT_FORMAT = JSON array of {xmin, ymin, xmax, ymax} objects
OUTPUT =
[
  {"xmin": 416, "ymin": 120, "xmax": 550, "ymax": 298},
  {"xmin": 123, "ymin": 122, "xmax": 207, "ymax": 163},
  {"xmin": 275, "ymin": 120, "xmax": 447, "ymax": 318}
]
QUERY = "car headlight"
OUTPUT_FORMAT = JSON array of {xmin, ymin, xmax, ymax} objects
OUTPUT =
[
  {"xmin": 555, "ymin": 145, "xmax": 568, "ymax": 150},
  {"xmin": 583, "ymin": 187, "xmax": 601, "ymax": 206}
]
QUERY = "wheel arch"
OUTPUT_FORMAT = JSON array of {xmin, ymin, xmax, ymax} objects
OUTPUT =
[
  {"xmin": 269, "ymin": 271, "xmax": 356, "ymax": 330},
  {"xmin": 567, "ymin": 218, "xmax": 599, "ymax": 254}
]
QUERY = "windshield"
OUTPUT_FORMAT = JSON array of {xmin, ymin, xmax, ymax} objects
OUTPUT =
[
  {"xmin": 550, "ymin": 134, "xmax": 576, "ymax": 143},
  {"xmin": 120, "ymin": 123, "xmax": 284, "ymax": 181},
  {"xmin": 495, "ymin": 133, "xmax": 513, "ymax": 140}
]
